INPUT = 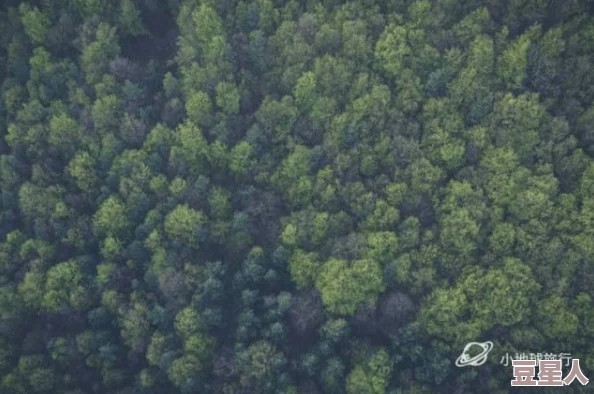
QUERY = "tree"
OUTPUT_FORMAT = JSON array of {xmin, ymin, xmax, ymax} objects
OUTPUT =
[
  {"xmin": 346, "ymin": 349, "xmax": 393, "ymax": 394},
  {"xmin": 362, "ymin": 201, "xmax": 400, "ymax": 232},
  {"xmin": 528, "ymin": 27, "xmax": 564, "ymax": 95},
  {"xmin": 186, "ymin": 91, "xmax": 213, "ymax": 128},
  {"xmin": 48, "ymin": 113, "xmax": 82, "ymax": 158},
  {"xmin": 18, "ymin": 183, "xmax": 63, "ymax": 221},
  {"xmin": 236, "ymin": 340, "xmax": 288, "ymax": 392},
  {"xmin": 120, "ymin": 302, "xmax": 150, "ymax": 349},
  {"xmin": 0, "ymin": 2, "xmax": 593, "ymax": 393},
  {"xmin": 294, "ymin": 71, "xmax": 317, "ymax": 112},
  {"xmin": 365, "ymin": 232, "xmax": 399, "ymax": 266},
  {"xmin": 452, "ymin": 7, "xmax": 492, "ymax": 45},
  {"xmin": 377, "ymin": 291, "xmax": 416, "ymax": 336},
  {"xmin": 229, "ymin": 141, "xmax": 255, "ymax": 178},
  {"xmin": 321, "ymin": 356, "xmax": 346, "ymax": 393},
  {"xmin": 81, "ymin": 23, "xmax": 121, "ymax": 85},
  {"xmin": 420, "ymin": 258, "xmax": 541, "ymax": 345},
  {"xmin": 18, "ymin": 270, "xmax": 44, "ymax": 309},
  {"xmin": 19, "ymin": 4, "xmax": 49, "ymax": 44},
  {"xmin": 68, "ymin": 151, "xmax": 101, "ymax": 192},
  {"xmin": 289, "ymin": 249, "xmax": 321, "ymax": 289},
  {"xmin": 28, "ymin": 367, "xmax": 55, "ymax": 392},
  {"xmin": 438, "ymin": 208, "xmax": 479, "ymax": 258},
  {"xmin": 208, "ymin": 186, "xmax": 231, "ymax": 219},
  {"xmin": 164, "ymin": 204, "xmax": 207, "ymax": 248},
  {"xmin": 488, "ymin": 93, "xmax": 546, "ymax": 162},
  {"xmin": 92, "ymin": 94, "xmax": 121, "ymax": 133},
  {"xmin": 215, "ymin": 81, "xmax": 240, "ymax": 114},
  {"xmin": 93, "ymin": 196, "xmax": 129, "ymax": 238},
  {"xmin": 535, "ymin": 295, "xmax": 578, "ymax": 340},
  {"xmin": 119, "ymin": 0, "xmax": 146, "ymax": 36},
  {"xmin": 421, "ymin": 98, "xmax": 465, "ymax": 169},
  {"xmin": 271, "ymin": 145, "xmax": 312, "ymax": 202},
  {"xmin": 315, "ymin": 258, "xmax": 384, "ymax": 316},
  {"xmin": 497, "ymin": 25, "xmax": 539, "ymax": 90},
  {"xmin": 288, "ymin": 289, "xmax": 325, "ymax": 336},
  {"xmin": 42, "ymin": 260, "xmax": 89, "ymax": 312},
  {"xmin": 167, "ymin": 354, "xmax": 203, "ymax": 389},
  {"xmin": 256, "ymin": 96, "xmax": 298, "ymax": 145},
  {"xmin": 193, "ymin": 3, "xmax": 225, "ymax": 46},
  {"xmin": 177, "ymin": 120, "xmax": 209, "ymax": 174},
  {"xmin": 175, "ymin": 307, "xmax": 205, "ymax": 338},
  {"xmin": 374, "ymin": 23, "xmax": 410, "ymax": 79},
  {"xmin": 146, "ymin": 331, "xmax": 168, "ymax": 368}
]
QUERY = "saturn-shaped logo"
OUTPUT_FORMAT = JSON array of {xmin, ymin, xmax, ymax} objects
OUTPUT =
[{"xmin": 455, "ymin": 341, "xmax": 494, "ymax": 367}]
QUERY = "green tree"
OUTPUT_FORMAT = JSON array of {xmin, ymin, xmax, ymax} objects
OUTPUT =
[
  {"xmin": 497, "ymin": 25, "xmax": 539, "ymax": 90},
  {"xmin": 439, "ymin": 208, "xmax": 479, "ymax": 258},
  {"xmin": 186, "ymin": 91, "xmax": 213, "ymax": 127},
  {"xmin": 535, "ymin": 295, "xmax": 578, "ymax": 339},
  {"xmin": 19, "ymin": 4, "xmax": 49, "ymax": 44},
  {"xmin": 229, "ymin": 141, "xmax": 255, "ymax": 178},
  {"xmin": 289, "ymin": 249, "xmax": 321, "ymax": 289},
  {"xmin": 167, "ymin": 354, "xmax": 203, "ymax": 388},
  {"xmin": 177, "ymin": 120, "xmax": 209, "ymax": 174},
  {"xmin": 48, "ymin": 113, "xmax": 82, "ymax": 158},
  {"xmin": 93, "ymin": 196, "xmax": 129, "ymax": 237},
  {"xmin": 237, "ymin": 340, "xmax": 286, "ymax": 391},
  {"xmin": 164, "ymin": 204, "xmax": 207, "ymax": 248},
  {"xmin": 420, "ymin": 258, "xmax": 541, "ymax": 345},
  {"xmin": 68, "ymin": 151, "xmax": 101, "ymax": 192},
  {"xmin": 81, "ymin": 23, "xmax": 120, "ymax": 85},
  {"xmin": 315, "ymin": 258, "xmax": 384, "ymax": 316},
  {"xmin": 294, "ymin": 71, "xmax": 317, "ymax": 111},
  {"xmin": 120, "ymin": 302, "xmax": 150, "ymax": 349},
  {"xmin": 193, "ymin": 3, "xmax": 225, "ymax": 46},
  {"xmin": 215, "ymin": 81, "xmax": 240, "ymax": 115},
  {"xmin": 17, "ymin": 270, "xmax": 44, "ymax": 309},
  {"xmin": 346, "ymin": 349, "xmax": 393, "ymax": 394},
  {"xmin": 375, "ymin": 23, "xmax": 410, "ymax": 79},
  {"xmin": 18, "ymin": 183, "xmax": 63, "ymax": 221},
  {"xmin": 488, "ymin": 93, "xmax": 546, "ymax": 162},
  {"xmin": 175, "ymin": 307, "xmax": 205, "ymax": 338},
  {"xmin": 42, "ymin": 260, "xmax": 89, "ymax": 312},
  {"xmin": 119, "ymin": 0, "xmax": 146, "ymax": 36},
  {"xmin": 92, "ymin": 95, "xmax": 121, "ymax": 133}
]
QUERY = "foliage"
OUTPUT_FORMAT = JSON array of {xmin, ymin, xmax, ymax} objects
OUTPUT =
[{"xmin": 0, "ymin": 0, "xmax": 593, "ymax": 393}]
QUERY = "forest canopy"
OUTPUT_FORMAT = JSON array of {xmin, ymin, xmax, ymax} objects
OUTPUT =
[{"xmin": 1, "ymin": 0, "xmax": 594, "ymax": 393}]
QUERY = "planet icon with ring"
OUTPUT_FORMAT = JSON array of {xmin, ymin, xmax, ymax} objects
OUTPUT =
[{"xmin": 455, "ymin": 341, "xmax": 494, "ymax": 367}]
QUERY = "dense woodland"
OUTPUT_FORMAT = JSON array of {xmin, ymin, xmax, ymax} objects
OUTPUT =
[{"xmin": 1, "ymin": 0, "xmax": 594, "ymax": 393}]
